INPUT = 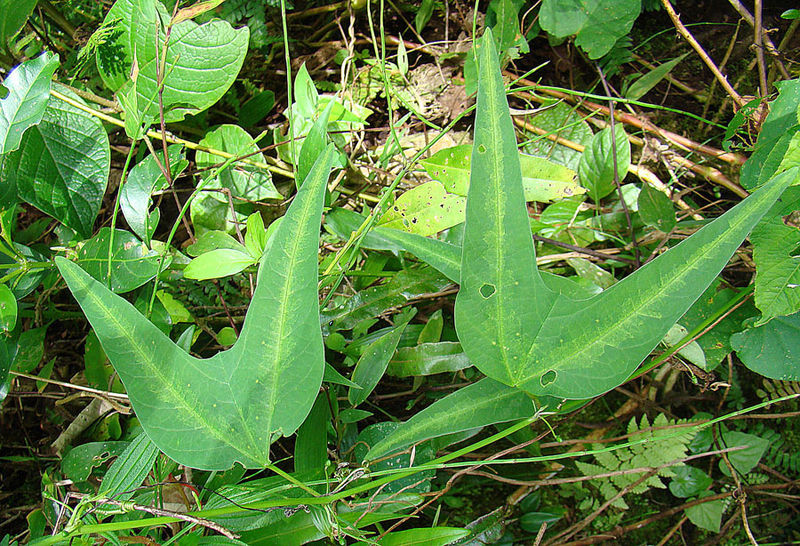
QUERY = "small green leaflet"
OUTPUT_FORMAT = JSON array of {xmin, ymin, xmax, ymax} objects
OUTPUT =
[
  {"xmin": 57, "ymin": 146, "xmax": 336, "ymax": 470},
  {"xmin": 454, "ymin": 29, "xmax": 799, "ymax": 400}
]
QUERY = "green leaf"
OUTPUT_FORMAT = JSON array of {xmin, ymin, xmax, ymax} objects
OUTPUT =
[
  {"xmin": 487, "ymin": 0, "xmax": 529, "ymax": 58},
  {"xmin": 417, "ymin": 309, "xmax": 443, "ymax": 344},
  {"xmin": 638, "ymin": 183, "xmax": 676, "ymax": 232},
  {"xmin": 55, "ymin": 146, "xmax": 336, "ymax": 470},
  {"xmin": 366, "ymin": 378, "xmax": 535, "ymax": 461},
  {"xmin": 731, "ymin": 312, "xmax": 800, "ymax": 380},
  {"xmin": 751, "ymin": 187, "xmax": 800, "ymax": 323},
  {"xmin": 121, "ymin": 145, "xmax": 187, "ymax": 242},
  {"xmin": 414, "ymin": 0, "xmax": 434, "ymax": 33},
  {"xmin": 684, "ymin": 492, "xmax": 724, "ymax": 533},
  {"xmin": 76, "ymin": 228, "xmax": 161, "ymax": 293},
  {"xmin": 421, "ymin": 144, "xmax": 583, "ymax": 202},
  {"xmin": 519, "ymin": 509, "xmax": 565, "ymax": 534},
  {"xmin": 349, "ymin": 311, "xmax": 415, "ymax": 406},
  {"xmin": 12, "ymin": 325, "xmax": 46, "ymax": 373},
  {"xmin": 99, "ymin": 0, "xmax": 249, "ymax": 122},
  {"xmin": 378, "ymin": 181, "xmax": 466, "ymax": 236},
  {"xmin": 740, "ymin": 80, "xmax": 800, "ymax": 190},
  {"xmin": 718, "ymin": 430, "xmax": 769, "ymax": 476},
  {"xmin": 186, "ymin": 230, "xmax": 246, "ymax": 256},
  {"xmin": 0, "ymin": 0, "xmax": 37, "ymax": 47},
  {"xmin": 578, "ymin": 125, "xmax": 630, "ymax": 202},
  {"xmin": 294, "ymin": 393, "xmax": 330, "ymax": 476},
  {"xmin": 244, "ymin": 213, "xmax": 267, "ymax": 259},
  {"xmin": 387, "ymin": 342, "xmax": 471, "ymax": 377},
  {"xmin": 183, "ymin": 248, "xmax": 256, "ymax": 281},
  {"xmin": 196, "ymin": 124, "xmax": 281, "ymax": 202},
  {"xmin": 539, "ymin": 0, "xmax": 642, "ymax": 59},
  {"xmin": 625, "ymin": 54, "xmax": 687, "ymax": 101},
  {"xmin": 0, "ymin": 52, "xmax": 59, "ymax": 154},
  {"xmin": 294, "ymin": 63, "xmax": 318, "ymax": 121},
  {"xmin": 1, "ymin": 90, "xmax": 110, "ymax": 237},
  {"xmin": 363, "ymin": 527, "xmax": 470, "ymax": 546},
  {"xmin": 669, "ymin": 466, "xmax": 712, "ymax": 498},
  {"xmin": 0, "ymin": 284, "xmax": 17, "ymax": 333},
  {"xmin": 99, "ymin": 432, "xmax": 160, "ymax": 499},
  {"xmin": 61, "ymin": 441, "xmax": 129, "ymax": 482},
  {"xmin": 454, "ymin": 29, "xmax": 800, "ymax": 400}
]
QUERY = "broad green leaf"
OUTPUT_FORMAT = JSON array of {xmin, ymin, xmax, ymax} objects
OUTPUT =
[
  {"xmin": 98, "ymin": 0, "xmax": 249, "ymax": 122},
  {"xmin": 638, "ymin": 183, "xmax": 676, "ymax": 232},
  {"xmin": 0, "ymin": 52, "xmax": 59, "ymax": 154},
  {"xmin": 121, "ymin": 145, "xmax": 187, "ymax": 242},
  {"xmin": 731, "ymin": 312, "xmax": 800, "ymax": 380},
  {"xmin": 387, "ymin": 342, "xmax": 471, "ymax": 377},
  {"xmin": 77, "ymin": 228, "xmax": 161, "ymax": 293},
  {"xmin": 454, "ymin": 29, "xmax": 800, "ymax": 400},
  {"xmin": 539, "ymin": 0, "xmax": 642, "ymax": 59},
  {"xmin": 321, "ymin": 268, "xmax": 450, "ymax": 333},
  {"xmin": 669, "ymin": 466, "xmax": 712, "ymax": 498},
  {"xmin": 522, "ymin": 101, "xmax": 593, "ymax": 170},
  {"xmin": 0, "ymin": 0, "xmax": 37, "ymax": 47},
  {"xmin": 366, "ymin": 378, "xmax": 536, "ymax": 461},
  {"xmin": 12, "ymin": 325, "xmax": 46, "ymax": 373},
  {"xmin": 625, "ymin": 54, "xmax": 687, "ymax": 101},
  {"xmin": 56, "ymin": 146, "xmax": 336, "ymax": 470},
  {"xmin": 717, "ymin": 430, "xmax": 769, "ymax": 476},
  {"xmin": 196, "ymin": 124, "xmax": 281, "ymax": 203},
  {"xmin": 294, "ymin": 393, "xmax": 330, "ymax": 476},
  {"xmin": 0, "ymin": 90, "xmax": 109, "ymax": 237},
  {"xmin": 183, "ymin": 248, "xmax": 256, "ymax": 281},
  {"xmin": 359, "ymin": 527, "xmax": 470, "ymax": 546},
  {"xmin": 421, "ymin": 144, "xmax": 583, "ymax": 202},
  {"xmin": 566, "ymin": 257, "xmax": 615, "ymax": 290},
  {"xmin": 684, "ymin": 492, "xmax": 724, "ymax": 533},
  {"xmin": 355, "ymin": 422, "xmax": 435, "ymax": 494},
  {"xmin": 99, "ymin": 432, "xmax": 160, "ymax": 499},
  {"xmin": 751, "ymin": 187, "xmax": 800, "ymax": 323},
  {"xmin": 349, "ymin": 311, "xmax": 415, "ymax": 406},
  {"xmin": 0, "ymin": 284, "xmax": 17, "ymax": 333},
  {"xmin": 417, "ymin": 309, "xmax": 443, "ymax": 343},
  {"xmin": 578, "ymin": 125, "xmax": 630, "ymax": 202},
  {"xmin": 519, "ymin": 510, "xmax": 565, "ymax": 534},
  {"xmin": 378, "ymin": 181, "xmax": 466, "ymax": 236},
  {"xmin": 740, "ymin": 79, "xmax": 800, "ymax": 190},
  {"xmin": 294, "ymin": 63, "xmax": 319, "ymax": 120},
  {"xmin": 662, "ymin": 323, "xmax": 706, "ymax": 369}
]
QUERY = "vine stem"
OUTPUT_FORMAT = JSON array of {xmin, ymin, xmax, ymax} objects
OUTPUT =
[{"xmin": 661, "ymin": 0, "xmax": 746, "ymax": 108}]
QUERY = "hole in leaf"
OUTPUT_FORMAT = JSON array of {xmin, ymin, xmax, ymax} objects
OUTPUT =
[
  {"xmin": 479, "ymin": 283, "xmax": 496, "ymax": 298},
  {"xmin": 477, "ymin": 144, "xmax": 487, "ymax": 154},
  {"xmin": 540, "ymin": 370, "xmax": 557, "ymax": 387}
]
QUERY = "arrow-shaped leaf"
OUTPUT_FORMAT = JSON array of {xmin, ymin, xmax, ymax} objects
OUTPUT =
[
  {"xmin": 454, "ymin": 29, "xmax": 799, "ymax": 400},
  {"xmin": 56, "ymin": 146, "xmax": 336, "ymax": 470}
]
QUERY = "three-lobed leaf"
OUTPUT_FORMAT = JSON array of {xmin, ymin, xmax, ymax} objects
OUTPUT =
[
  {"xmin": 454, "ymin": 28, "xmax": 800, "ymax": 400},
  {"xmin": 57, "ymin": 146, "xmax": 336, "ymax": 470}
]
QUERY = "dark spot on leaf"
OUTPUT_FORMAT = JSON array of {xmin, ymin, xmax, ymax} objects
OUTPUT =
[
  {"xmin": 541, "ymin": 370, "xmax": 557, "ymax": 387},
  {"xmin": 479, "ymin": 283, "xmax": 496, "ymax": 298}
]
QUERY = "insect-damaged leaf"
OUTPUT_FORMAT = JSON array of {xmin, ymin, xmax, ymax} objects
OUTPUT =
[
  {"xmin": 454, "ymin": 29, "xmax": 799, "ymax": 400},
  {"xmin": 56, "ymin": 146, "xmax": 336, "ymax": 470}
]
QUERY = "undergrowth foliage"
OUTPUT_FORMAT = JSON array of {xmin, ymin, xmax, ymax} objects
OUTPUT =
[{"xmin": 1, "ymin": 0, "xmax": 800, "ymax": 543}]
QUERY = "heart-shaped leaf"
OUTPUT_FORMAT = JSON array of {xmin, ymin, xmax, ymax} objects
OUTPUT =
[
  {"xmin": 454, "ymin": 29, "xmax": 799, "ymax": 400},
  {"xmin": 1, "ymin": 89, "xmax": 110, "ymax": 237},
  {"xmin": 56, "ymin": 146, "xmax": 336, "ymax": 470}
]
